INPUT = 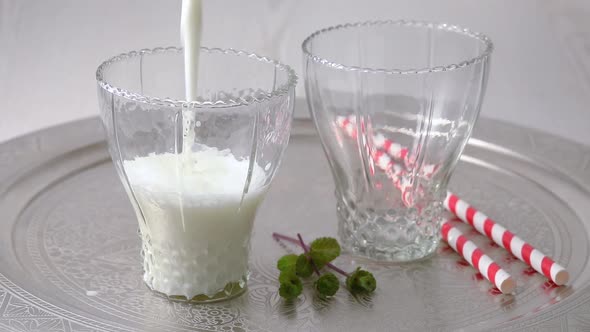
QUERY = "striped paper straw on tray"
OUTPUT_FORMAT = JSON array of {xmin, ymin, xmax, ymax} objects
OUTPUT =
[
  {"xmin": 337, "ymin": 115, "xmax": 426, "ymax": 206},
  {"xmin": 444, "ymin": 192, "xmax": 569, "ymax": 285},
  {"xmin": 336, "ymin": 115, "xmax": 437, "ymax": 178},
  {"xmin": 370, "ymin": 148, "xmax": 413, "ymax": 206},
  {"xmin": 373, "ymin": 133, "xmax": 409, "ymax": 162},
  {"xmin": 335, "ymin": 116, "xmax": 358, "ymax": 139},
  {"xmin": 337, "ymin": 115, "xmax": 409, "ymax": 161},
  {"xmin": 442, "ymin": 220, "xmax": 515, "ymax": 293}
]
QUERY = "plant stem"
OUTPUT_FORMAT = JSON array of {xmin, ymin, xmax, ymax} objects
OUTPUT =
[
  {"xmin": 272, "ymin": 232, "xmax": 349, "ymax": 277},
  {"xmin": 297, "ymin": 233, "xmax": 321, "ymax": 276},
  {"xmin": 323, "ymin": 259, "xmax": 350, "ymax": 278}
]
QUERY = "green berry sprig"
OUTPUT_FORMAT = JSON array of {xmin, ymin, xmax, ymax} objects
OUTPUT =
[{"xmin": 273, "ymin": 233, "xmax": 377, "ymax": 299}]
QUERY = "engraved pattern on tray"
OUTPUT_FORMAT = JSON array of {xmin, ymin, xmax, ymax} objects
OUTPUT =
[{"xmin": 0, "ymin": 118, "xmax": 589, "ymax": 331}]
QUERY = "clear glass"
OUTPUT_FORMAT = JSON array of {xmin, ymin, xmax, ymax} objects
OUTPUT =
[
  {"xmin": 96, "ymin": 47, "xmax": 297, "ymax": 302},
  {"xmin": 302, "ymin": 20, "xmax": 492, "ymax": 262}
]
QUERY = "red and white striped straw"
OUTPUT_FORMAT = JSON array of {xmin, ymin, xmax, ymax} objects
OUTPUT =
[
  {"xmin": 337, "ymin": 115, "xmax": 408, "ymax": 162},
  {"xmin": 373, "ymin": 133, "xmax": 409, "ymax": 162},
  {"xmin": 337, "ymin": 115, "xmax": 423, "ymax": 206},
  {"xmin": 442, "ymin": 220, "xmax": 515, "ymax": 293},
  {"xmin": 336, "ymin": 115, "xmax": 438, "ymax": 178},
  {"xmin": 335, "ymin": 116, "xmax": 358, "ymax": 139},
  {"xmin": 444, "ymin": 192, "xmax": 569, "ymax": 285},
  {"xmin": 371, "ymin": 147, "xmax": 413, "ymax": 206}
]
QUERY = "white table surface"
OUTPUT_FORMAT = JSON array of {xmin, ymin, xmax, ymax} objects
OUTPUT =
[{"xmin": 1, "ymin": 0, "xmax": 589, "ymax": 146}]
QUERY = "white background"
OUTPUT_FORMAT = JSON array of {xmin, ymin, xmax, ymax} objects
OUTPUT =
[{"xmin": 1, "ymin": 0, "xmax": 589, "ymax": 145}]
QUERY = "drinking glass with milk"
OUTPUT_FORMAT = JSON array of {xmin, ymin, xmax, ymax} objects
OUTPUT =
[{"xmin": 96, "ymin": 0, "xmax": 297, "ymax": 302}]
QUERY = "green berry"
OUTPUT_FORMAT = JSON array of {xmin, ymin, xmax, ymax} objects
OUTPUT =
[
  {"xmin": 278, "ymin": 272, "xmax": 303, "ymax": 300},
  {"xmin": 346, "ymin": 268, "xmax": 377, "ymax": 295},
  {"xmin": 315, "ymin": 272, "xmax": 340, "ymax": 297}
]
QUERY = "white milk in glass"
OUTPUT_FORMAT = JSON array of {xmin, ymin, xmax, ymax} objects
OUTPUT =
[
  {"xmin": 124, "ymin": 147, "xmax": 266, "ymax": 298},
  {"xmin": 123, "ymin": 0, "xmax": 266, "ymax": 299}
]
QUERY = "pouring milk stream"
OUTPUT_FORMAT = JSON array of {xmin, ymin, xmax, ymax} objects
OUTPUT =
[{"xmin": 181, "ymin": 0, "xmax": 201, "ymax": 101}]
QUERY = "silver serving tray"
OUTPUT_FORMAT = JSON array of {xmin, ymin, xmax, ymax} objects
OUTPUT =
[{"xmin": 0, "ymin": 117, "xmax": 589, "ymax": 332}]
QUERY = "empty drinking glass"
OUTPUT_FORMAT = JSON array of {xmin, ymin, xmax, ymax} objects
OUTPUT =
[
  {"xmin": 97, "ymin": 47, "xmax": 296, "ymax": 302},
  {"xmin": 303, "ymin": 20, "xmax": 492, "ymax": 262}
]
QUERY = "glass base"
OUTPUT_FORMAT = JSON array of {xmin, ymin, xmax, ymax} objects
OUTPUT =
[
  {"xmin": 147, "ymin": 276, "xmax": 248, "ymax": 304},
  {"xmin": 337, "ymin": 200, "xmax": 442, "ymax": 262},
  {"xmin": 341, "ymin": 237, "xmax": 440, "ymax": 262}
]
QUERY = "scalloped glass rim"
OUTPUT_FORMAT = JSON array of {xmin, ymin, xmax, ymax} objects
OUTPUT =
[
  {"xmin": 96, "ymin": 46, "xmax": 298, "ymax": 108},
  {"xmin": 301, "ymin": 20, "xmax": 494, "ymax": 75}
]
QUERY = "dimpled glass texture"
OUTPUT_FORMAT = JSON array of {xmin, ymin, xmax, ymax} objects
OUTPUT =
[
  {"xmin": 97, "ymin": 47, "xmax": 296, "ymax": 302},
  {"xmin": 303, "ymin": 20, "xmax": 492, "ymax": 262}
]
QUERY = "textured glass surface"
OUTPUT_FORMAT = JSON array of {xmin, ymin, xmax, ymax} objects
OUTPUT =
[
  {"xmin": 303, "ymin": 20, "xmax": 492, "ymax": 261},
  {"xmin": 96, "ymin": 47, "xmax": 296, "ymax": 302}
]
